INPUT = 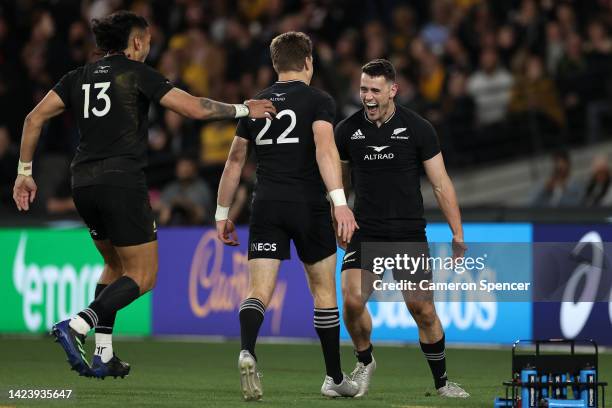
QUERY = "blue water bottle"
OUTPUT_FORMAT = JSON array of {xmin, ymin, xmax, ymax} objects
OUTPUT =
[
  {"xmin": 570, "ymin": 374, "xmax": 580, "ymax": 400},
  {"xmin": 541, "ymin": 374, "xmax": 548, "ymax": 398},
  {"xmin": 552, "ymin": 373, "xmax": 568, "ymax": 398},
  {"xmin": 580, "ymin": 368, "xmax": 597, "ymax": 407},
  {"xmin": 521, "ymin": 368, "xmax": 538, "ymax": 408},
  {"xmin": 560, "ymin": 373, "xmax": 568, "ymax": 398}
]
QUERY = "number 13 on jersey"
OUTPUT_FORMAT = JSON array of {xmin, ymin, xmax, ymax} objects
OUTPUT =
[
  {"xmin": 255, "ymin": 109, "xmax": 298, "ymax": 145},
  {"xmin": 82, "ymin": 82, "xmax": 111, "ymax": 118}
]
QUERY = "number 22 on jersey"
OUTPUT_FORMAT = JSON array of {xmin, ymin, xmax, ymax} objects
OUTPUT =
[
  {"xmin": 82, "ymin": 82, "xmax": 111, "ymax": 118},
  {"xmin": 255, "ymin": 109, "xmax": 298, "ymax": 145}
]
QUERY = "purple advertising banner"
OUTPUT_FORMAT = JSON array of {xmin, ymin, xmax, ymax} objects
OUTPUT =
[
  {"xmin": 153, "ymin": 227, "xmax": 317, "ymax": 338},
  {"xmin": 533, "ymin": 225, "xmax": 612, "ymax": 345}
]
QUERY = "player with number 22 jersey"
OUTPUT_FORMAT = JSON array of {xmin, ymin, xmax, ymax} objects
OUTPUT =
[{"xmin": 215, "ymin": 31, "xmax": 359, "ymax": 401}]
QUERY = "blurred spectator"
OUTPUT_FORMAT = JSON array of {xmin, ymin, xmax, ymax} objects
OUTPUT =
[
  {"xmin": 440, "ymin": 70, "xmax": 475, "ymax": 164},
  {"xmin": 510, "ymin": 0, "xmax": 545, "ymax": 53},
  {"xmin": 508, "ymin": 54, "xmax": 565, "ymax": 150},
  {"xmin": 420, "ymin": 0, "xmax": 451, "ymax": 56},
  {"xmin": 496, "ymin": 25, "xmax": 518, "ymax": 68},
  {"xmin": 556, "ymin": 3, "xmax": 577, "ymax": 38},
  {"xmin": 147, "ymin": 126, "xmax": 175, "ymax": 189},
  {"xmin": 583, "ymin": 19, "xmax": 612, "ymax": 143},
  {"xmin": 67, "ymin": 20, "xmax": 94, "ymax": 67},
  {"xmin": 418, "ymin": 50, "xmax": 446, "ymax": 104},
  {"xmin": 467, "ymin": 48, "xmax": 513, "ymax": 127},
  {"xmin": 163, "ymin": 107, "xmax": 199, "ymax": 156},
  {"xmin": 545, "ymin": 21, "xmax": 564, "ymax": 75},
  {"xmin": 390, "ymin": 5, "xmax": 417, "ymax": 55},
  {"xmin": 199, "ymin": 120, "xmax": 235, "ymax": 192},
  {"xmin": 556, "ymin": 32, "xmax": 591, "ymax": 142},
  {"xmin": 457, "ymin": 2, "xmax": 495, "ymax": 63},
  {"xmin": 530, "ymin": 150, "xmax": 581, "ymax": 206},
  {"xmin": 443, "ymin": 35, "xmax": 471, "ymax": 72},
  {"xmin": 363, "ymin": 21, "xmax": 388, "ymax": 61},
  {"xmin": 581, "ymin": 155, "xmax": 610, "ymax": 207},
  {"xmin": 0, "ymin": 126, "xmax": 18, "ymax": 209},
  {"xmin": 159, "ymin": 155, "xmax": 213, "ymax": 226}
]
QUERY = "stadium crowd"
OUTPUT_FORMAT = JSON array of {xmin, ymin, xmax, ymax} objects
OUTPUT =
[{"xmin": 1, "ymin": 0, "xmax": 612, "ymax": 222}]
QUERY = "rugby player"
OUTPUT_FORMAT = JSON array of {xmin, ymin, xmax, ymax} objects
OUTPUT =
[
  {"xmin": 334, "ymin": 59, "xmax": 469, "ymax": 398},
  {"xmin": 13, "ymin": 11, "xmax": 276, "ymax": 379},
  {"xmin": 216, "ymin": 32, "xmax": 358, "ymax": 400}
]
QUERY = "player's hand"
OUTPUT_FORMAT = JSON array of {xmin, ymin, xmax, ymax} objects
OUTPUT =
[
  {"xmin": 331, "ymin": 216, "xmax": 348, "ymax": 250},
  {"xmin": 245, "ymin": 99, "xmax": 276, "ymax": 119},
  {"xmin": 216, "ymin": 219, "xmax": 239, "ymax": 246},
  {"xmin": 451, "ymin": 237, "xmax": 467, "ymax": 261},
  {"xmin": 13, "ymin": 175, "xmax": 37, "ymax": 212},
  {"xmin": 334, "ymin": 205, "xmax": 358, "ymax": 244}
]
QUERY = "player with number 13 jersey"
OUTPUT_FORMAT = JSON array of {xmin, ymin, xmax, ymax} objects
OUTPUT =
[{"xmin": 13, "ymin": 11, "xmax": 275, "ymax": 381}]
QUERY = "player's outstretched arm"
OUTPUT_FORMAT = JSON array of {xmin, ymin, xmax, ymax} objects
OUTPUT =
[
  {"xmin": 215, "ymin": 136, "xmax": 250, "ymax": 246},
  {"xmin": 313, "ymin": 120, "xmax": 358, "ymax": 244},
  {"xmin": 423, "ymin": 153, "xmax": 467, "ymax": 258},
  {"xmin": 13, "ymin": 90, "xmax": 66, "ymax": 211},
  {"xmin": 159, "ymin": 88, "xmax": 276, "ymax": 121}
]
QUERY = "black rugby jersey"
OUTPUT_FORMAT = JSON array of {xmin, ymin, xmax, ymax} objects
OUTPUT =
[
  {"xmin": 52, "ymin": 54, "xmax": 173, "ymax": 190},
  {"xmin": 236, "ymin": 80, "xmax": 335, "ymax": 202},
  {"xmin": 335, "ymin": 105, "xmax": 440, "ymax": 237}
]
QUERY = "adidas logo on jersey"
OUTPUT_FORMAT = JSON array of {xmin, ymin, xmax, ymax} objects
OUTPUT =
[{"xmin": 351, "ymin": 129, "xmax": 365, "ymax": 140}]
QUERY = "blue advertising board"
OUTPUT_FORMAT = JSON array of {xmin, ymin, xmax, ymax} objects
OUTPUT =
[{"xmin": 533, "ymin": 225, "xmax": 612, "ymax": 345}]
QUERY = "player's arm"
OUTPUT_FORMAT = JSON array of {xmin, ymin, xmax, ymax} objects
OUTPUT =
[
  {"xmin": 215, "ymin": 136, "xmax": 250, "ymax": 246},
  {"xmin": 13, "ymin": 90, "xmax": 66, "ymax": 211},
  {"xmin": 423, "ymin": 153, "xmax": 466, "ymax": 258},
  {"xmin": 313, "ymin": 120, "xmax": 358, "ymax": 243},
  {"xmin": 330, "ymin": 160, "xmax": 353, "ymax": 248},
  {"xmin": 159, "ymin": 88, "xmax": 276, "ymax": 121}
]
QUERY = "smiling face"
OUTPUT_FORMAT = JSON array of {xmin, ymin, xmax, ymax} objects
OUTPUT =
[{"xmin": 360, "ymin": 73, "xmax": 397, "ymax": 123}]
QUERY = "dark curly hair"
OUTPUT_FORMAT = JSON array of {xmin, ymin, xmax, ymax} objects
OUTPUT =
[{"xmin": 91, "ymin": 11, "xmax": 148, "ymax": 53}]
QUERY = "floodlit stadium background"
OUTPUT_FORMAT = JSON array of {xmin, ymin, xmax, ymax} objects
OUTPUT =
[{"xmin": 1, "ymin": 0, "xmax": 612, "ymax": 350}]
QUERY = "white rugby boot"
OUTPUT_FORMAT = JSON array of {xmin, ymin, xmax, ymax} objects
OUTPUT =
[
  {"xmin": 321, "ymin": 373, "xmax": 359, "ymax": 397},
  {"xmin": 350, "ymin": 355, "xmax": 377, "ymax": 397},
  {"xmin": 238, "ymin": 350, "xmax": 263, "ymax": 401},
  {"xmin": 437, "ymin": 381, "xmax": 470, "ymax": 398}
]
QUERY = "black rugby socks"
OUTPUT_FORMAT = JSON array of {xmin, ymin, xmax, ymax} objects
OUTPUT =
[
  {"xmin": 72, "ymin": 276, "xmax": 140, "ymax": 335},
  {"xmin": 314, "ymin": 307, "xmax": 343, "ymax": 384},
  {"xmin": 239, "ymin": 298, "xmax": 266, "ymax": 360},
  {"xmin": 420, "ymin": 335, "xmax": 448, "ymax": 389}
]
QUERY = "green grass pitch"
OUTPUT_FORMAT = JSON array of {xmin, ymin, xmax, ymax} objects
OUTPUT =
[{"xmin": 1, "ymin": 337, "xmax": 610, "ymax": 407}]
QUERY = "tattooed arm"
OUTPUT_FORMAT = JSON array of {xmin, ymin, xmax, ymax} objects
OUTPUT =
[{"xmin": 160, "ymin": 88, "xmax": 276, "ymax": 120}]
